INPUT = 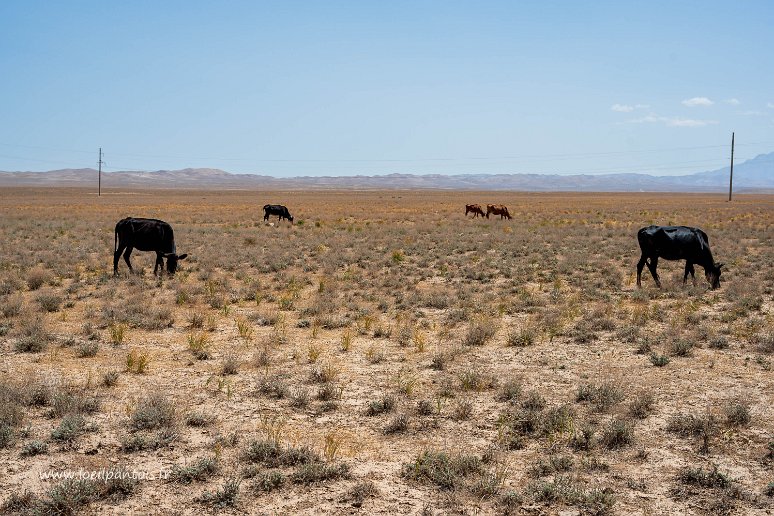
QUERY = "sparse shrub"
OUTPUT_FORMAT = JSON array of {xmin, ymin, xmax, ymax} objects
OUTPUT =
[
  {"xmin": 309, "ymin": 361, "xmax": 341, "ymax": 383},
  {"xmin": 384, "ymin": 413, "xmax": 410, "ymax": 434},
  {"xmin": 430, "ymin": 351, "xmax": 448, "ymax": 370},
  {"xmin": 51, "ymin": 414, "xmax": 86, "ymax": 448},
  {"xmin": 668, "ymin": 336, "xmax": 693, "ymax": 357},
  {"xmin": 463, "ymin": 318, "xmax": 499, "ymax": 347},
  {"xmin": 366, "ymin": 394, "xmax": 396, "ymax": 416},
  {"xmin": 257, "ymin": 375, "xmax": 289, "ymax": 399},
  {"xmin": 709, "ymin": 335, "xmax": 729, "ymax": 349},
  {"xmin": 186, "ymin": 412, "xmax": 214, "ymax": 427},
  {"xmin": 21, "ymin": 439, "xmax": 49, "ymax": 457},
  {"xmin": 753, "ymin": 332, "xmax": 774, "ymax": 353},
  {"xmin": 221, "ymin": 353, "xmax": 240, "ymax": 375},
  {"xmin": 570, "ymin": 424, "xmax": 596, "ymax": 451},
  {"xmin": 628, "ymin": 391, "xmax": 655, "ymax": 419},
  {"xmin": 130, "ymin": 394, "xmax": 176, "ymax": 431},
  {"xmin": 197, "ymin": 478, "xmax": 240, "ymax": 509},
  {"xmin": 291, "ymin": 461, "xmax": 350, "ymax": 484},
  {"xmin": 540, "ymin": 405, "xmax": 575, "ymax": 436},
  {"xmin": 507, "ymin": 326, "xmax": 537, "ymax": 347},
  {"xmin": 649, "ymin": 353, "xmax": 669, "ymax": 367},
  {"xmin": 459, "ymin": 368, "xmax": 495, "ymax": 391},
  {"xmin": 290, "ymin": 387, "xmax": 310, "ymax": 408},
  {"xmin": 635, "ymin": 337, "xmax": 653, "ymax": 355},
  {"xmin": 170, "ymin": 456, "xmax": 219, "ymax": 484},
  {"xmin": 102, "ymin": 370, "xmax": 120, "ymax": 387},
  {"xmin": 667, "ymin": 412, "xmax": 716, "ymax": 438},
  {"xmin": 676, "ymin": 464, "xmax": 731, "ymax": 489},
  {"xmin": 0, "ymin": 423, "xmax": 14, "ymax": 449},
  {"xmin": 497, "ymin": 379, "xmax": 523, "ymax": 403},
  {"xmin": 724, "ymin": 399, "xmax": 751, "ymax": 427},
  {"xmin": 365, "ymin": 344, "xmax": 385, "ymax": 364},
  {"xmin": 417, "ymin": 399, "xmax": 435, "ymax": 416},
  {"xmin": 46, "ymin": 387, "xmax": 99, "ymax": 418},
  {"xmin": 576, "ymin": 382, "xmax": 624, "ymax": 412},
  {"xmin": 242, "ymin": 438, "xmax": 320, "ymax": 468},
  {"xmin": 600, "ymin": 418, "xmax": 634, "ymax": 449},
  {"xmin": 76, "ymin": 341, "xmax": 99, "ymax": 358},
  {"xmin": 402, "ymin": 450, "xmax": 482, "ymax": 489},
  {"xmin": 252, "ymin": 471, "xmax": 285, "ymax": 493},
  {"xmin": 452, "ymin": 398, "xmax": 473, "ymax": 420},
  {"xmin": 1, "ymin": 294, "xmax": 23, "ymax": 317},
  {"xmin": 27, "ymin": 268, "xmax": 51, "ymax": 291},
  {"xmin": 317, "ymin": 382, "xmax": 341, "ymax": 402},
  {"xmin": 521, "ymin": 391, "xmax": 546, "ymax": 411},
  {"xmin": 14, "ymin": 316, "xmax": 50, "ymax": 353},
  {"xmin": 35, "ymin": 290, "xmax": 62, "ymax": 312},
  {"xmin": 347, "ymin": 480, "xmax": 379, "ymax": 507},
  {"xmin": 188, "ymin": 311, "xmax": 205, "ymax": 329}
]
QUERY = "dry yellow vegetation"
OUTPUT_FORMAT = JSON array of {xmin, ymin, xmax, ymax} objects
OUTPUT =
[{"xmin": 0, "ymin": 188, "xmax": 773, "ymax": 515}]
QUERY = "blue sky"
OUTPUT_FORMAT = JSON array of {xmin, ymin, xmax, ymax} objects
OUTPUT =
[{"xmin": 1, "ymin": 0, "xmax": 773, "ymax": 176}]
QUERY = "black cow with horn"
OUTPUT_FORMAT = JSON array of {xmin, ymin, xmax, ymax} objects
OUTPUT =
[
  {"xmin": 636, "ymin": 225, "xmax": 723, "ymax": 289},
  {"xmin": 113, "ymin": 217, "xmax": 188, "ymax": 275}
]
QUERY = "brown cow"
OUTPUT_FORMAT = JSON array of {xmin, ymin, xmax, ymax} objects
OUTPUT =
[
  {"xmin": 465, "ymin": 204, "xmax": 485, "ymax": 218},
  {"xmin": 486, "ymin": 204, "xmax": 512, "ymax": 220}
]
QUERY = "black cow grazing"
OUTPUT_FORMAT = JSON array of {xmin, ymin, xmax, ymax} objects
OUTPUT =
[
  {"xmin": 263, "ymin": 204, "xmax": 293, "ymax": 223},
  {"xmin": 636, "ymin": 225, "xmax": 723, "ymax": 289},
  {"xmin": 114, "ymin": 217, "xmax": 188, "ymax": 276}
]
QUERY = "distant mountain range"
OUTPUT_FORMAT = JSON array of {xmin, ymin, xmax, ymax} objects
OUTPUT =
[{"xmin": 0, "ymin": 152, "xmax": 771, "ymax": 191}]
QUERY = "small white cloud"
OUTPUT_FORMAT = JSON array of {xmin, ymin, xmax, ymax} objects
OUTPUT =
[
  {"xmin": 767, "ymin": 102, "xmax": 774, "ymax": 109},
  {"xmin": 738, "ymin": 110, "xmax": 763, "ymax": 116},
  {"xmin": 682, "ymin": 97, "xmax": 714, "ymax": 107},
  {"xmin": 666, "ymin": 118, "xmax": 718, "ymax": 127},
  {"xmin": 612, "ymin": 103, "xmax": 649, "ymax": 112},
  {"xmin": 626, "ymin": 113, "xmax": 716, "ymax": 127},
  {"xmin": 724, "ymin": 98, "xmax": 740, "ymax": 105}
]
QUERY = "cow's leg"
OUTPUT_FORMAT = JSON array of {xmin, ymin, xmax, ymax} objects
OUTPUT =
[
  {"xmin": 264, "ymin": 213, "xmax": 269, "ymax": 222},
  {"xmin": 636, "ymin": 253, "xmax": 647, "ymax": 287},
  {"xmin": 114, "ymin": 245, "xmax": 126, "ymax": 275},
  {"xmin": 647, "ymin": 257, "xmax": 661, "ymax": 288},
  {"xmin": 123, "ymin": 247, "xmax": 134, "ymax": 273},
  {"xmin": 154, "ymin": 253, "xmax": 164, "ymax": 275},
  {"xmin": 684, "ymin": 262, "xmax": 696, "ymax": 285}
]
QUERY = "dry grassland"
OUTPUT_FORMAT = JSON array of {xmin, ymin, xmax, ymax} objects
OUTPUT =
[{"xmin": 0, "ymin": 187, "xmax": 773, "ymax": 515}]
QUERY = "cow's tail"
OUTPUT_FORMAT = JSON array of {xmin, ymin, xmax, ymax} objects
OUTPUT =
[{"xmin": 114, "ymin": 225, "xmax": 118, "ymax": 253}]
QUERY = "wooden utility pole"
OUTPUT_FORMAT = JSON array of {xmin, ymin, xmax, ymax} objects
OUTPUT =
[
  {"xmin": 728, "ymin": 133, "xmax": 734, "ymax": 202},
  {"xmin": 98, "ymin": 147, "xmax": 103, "ymax": 196}
]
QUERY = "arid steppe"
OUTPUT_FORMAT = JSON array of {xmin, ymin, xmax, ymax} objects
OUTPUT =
[{"xmin": 1, "ymin": 188, "xmax": 772, "ymax": 515}]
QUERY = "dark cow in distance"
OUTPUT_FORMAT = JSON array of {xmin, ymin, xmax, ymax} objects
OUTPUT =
[
  {"xmin": 263, "ymin": 204, "xmax": 293, "ymax": 223},
  {"xmin": 465, "ymin": 204, "xmax": 485, "ymax": 218},
  {"xmin": 114, "ymin": 218, "xmax": 187, "ymax": 276},
  {"xmin": 486, "ymin": 204, "xmax": 512, "ymax": 220},
  {"xmin": 636, "ymin": 225, "xmax": 723, "ymax": 289}
]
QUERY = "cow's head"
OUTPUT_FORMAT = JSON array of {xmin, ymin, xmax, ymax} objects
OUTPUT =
[
  {"xmin": 163, "ymin": 253, "xmax": 188, "ymax": 274},
  {"xmin": 706, "ymin": 262, "xmax": 723, "ymax": 289},
  {"xmin": 288, "ymin": 215, "xmax": 294, "ymax": 223}
]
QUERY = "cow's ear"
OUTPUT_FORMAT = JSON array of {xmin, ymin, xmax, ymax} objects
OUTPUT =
[{"xmin": 178, "ymin": 254, "xmax": 188, "ymax": 260}]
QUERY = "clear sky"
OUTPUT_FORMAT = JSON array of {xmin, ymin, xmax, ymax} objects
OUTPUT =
[{"xmin": 1, "ymin": 0, "xmax": 773, "ymax": 177}]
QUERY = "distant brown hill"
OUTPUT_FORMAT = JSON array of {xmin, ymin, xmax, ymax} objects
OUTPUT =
[{"xmin": 0, "ymin": 152, "xmax": 771, "ymax": 191}]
